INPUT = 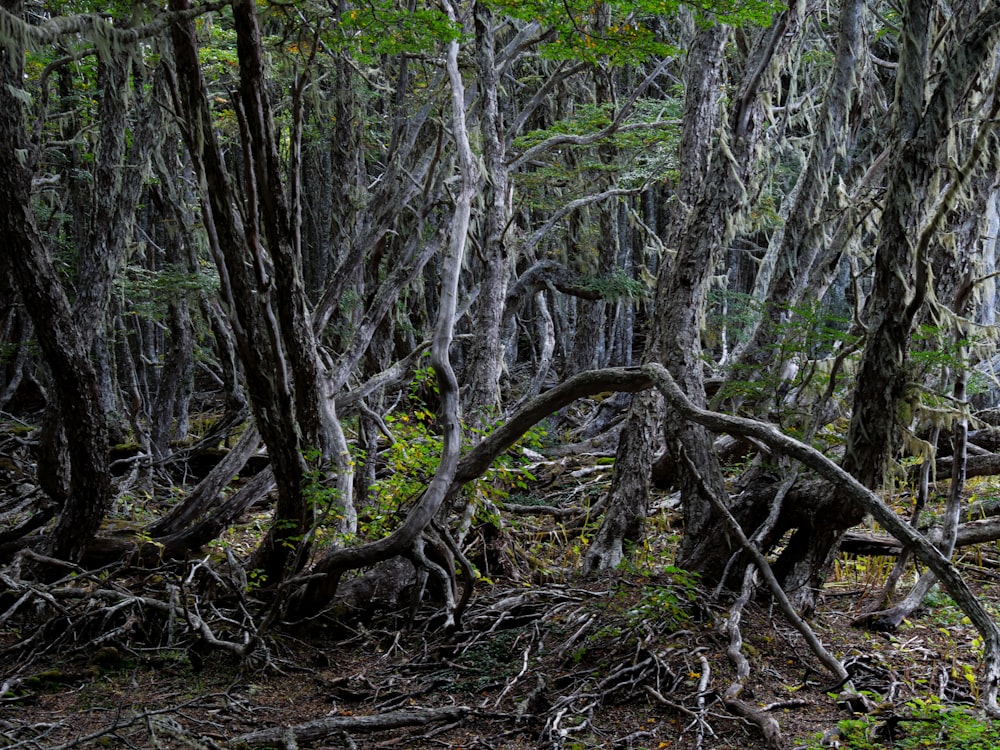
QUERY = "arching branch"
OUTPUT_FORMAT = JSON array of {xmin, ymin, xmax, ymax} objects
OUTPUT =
[{"xmin": 644, "ymin": 362, "xmax": 1000, "ymax": 715}]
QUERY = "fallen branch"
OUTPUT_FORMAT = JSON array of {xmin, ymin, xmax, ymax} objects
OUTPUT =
[
  {"xmin": 229, "ymin": 706, "xmax": 471, "ymax": 748},
  {"xmin": 841, "ymin": 515, "xmax": 1000, "ymax": 557}
]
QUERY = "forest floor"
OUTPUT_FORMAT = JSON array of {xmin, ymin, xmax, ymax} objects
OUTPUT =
[
  {"xmin": 3, "ymin": 540, "xmax": 995, "ymax": 748},
  {"xmin": 2, "ymin": 448, "xmax": 999, "ymax": 749}
]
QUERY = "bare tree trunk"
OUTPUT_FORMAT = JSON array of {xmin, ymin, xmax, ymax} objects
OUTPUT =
[
  {"xmin": 150, "ymin": 229, "xmax": 196, "ymax": 459},
  {"xmin": 583, "ymin": 388, "xmax": 662, "ymax": 573},
  {"xmin": 589, "ymin": 6, "xmax": 805, "ymax": 576},
  {"xmin": 671, "ymin": 5, "xmax": 807, "ymax": 577},
  {"xmin": 168, "ymin": 0, "xmax": 340, "ymax": 584},
  {"xmin": 0, "ymin": 0, "xmax": 111, "ymax": 563},
  {"xmin": 31, "ymin": 44, "xmax": 159, "ymax": 527},
  {"xmin": 645, "ymin": 361, "xmax": 1000, "ymax": 714},
  {"xmin": 585, "ymin": 20, "xmax": 730, "ymax": 572},
  {"xmin": 463, "ymin": 0, "xmax": 511, "ymax": 426}
]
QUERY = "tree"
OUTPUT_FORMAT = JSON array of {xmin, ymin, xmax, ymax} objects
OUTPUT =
[
  {"xmin": 587, "ymin": 1, "xmax": 802, "ymax": 574},
  {"xmin": 0, "ymin": 0, "xmax": 111, "ymax": 563},
  {"xmin": 771, "ymin": 0, "xmax": 1000, "ymax": 610}
]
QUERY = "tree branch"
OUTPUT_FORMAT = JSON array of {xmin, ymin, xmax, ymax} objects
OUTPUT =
[
  {"xmin": 644, "ymin": 361, "xmax": 1000, "ymax": 714},
  {"xmin": 0, "ymin": 3, "xmax": 229, "ymax": 49}
]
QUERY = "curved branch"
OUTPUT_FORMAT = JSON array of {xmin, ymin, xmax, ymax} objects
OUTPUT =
[
  {"xmin": 452, "ymin": 367, "xmax": 652, "ymax": 487},
  {"xmin": 644, "ymin": 362, "xmax": 1000, "ymax": 714},
  {"xmin": 508, "ymin": 56, "xmax": 673, "ymax": 171},
  {"xmin": 289, "ymin": 367, "xmax": 652, "ymax": 615},
  {"xmin": 502, "ymin": 260, "xmax": 601, "ymax": 330},
  {"xmin": 521, "ymin": 186, "xmax": 646, "ymax": 255}
]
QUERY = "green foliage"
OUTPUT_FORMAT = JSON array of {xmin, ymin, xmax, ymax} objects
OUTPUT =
[
  {"xmin": 910, "ymin": 324, "xmax": 972, "ymax": 374},
  {"xmin": 621, "ymin": 572, "xmax": 701, "ymax": 630},
  {"xmin": 197, "ymin": 20, "xmax": 239, "ymax": 79},
  {"xmin": 117, "ymin": 262, "xmax": 219, "ymax": 312},
  {"xmin": 514, "ymin": 104, "xmax": 616, "ymax": 151},
  {"xmin": 246, "ymin": 567, "xmax": 267, "ymax": 592},
  {"xmin": 352, "ymin": 370, "xmax": 547, "ymax": 542},
  {"xmin": 485, "ymin": 0, "xmax": 777, "ymax": 66},
  {"xmin": 300, "ymin": 449, "xmax": 346, "ymax": 547},
  {"xmin": 324, "ymin": 1, "xmax": 461, "ymax": 64},
  {"xmin": 472, "ymin": 417, "xmax": 547, "ymax": 507},
  {"xmin": 570, "ymin": 568, "xmax": 703, "ymax": 665},
  {"xmin": 800, "ymin": 697, "xmax": 1000, "ymax": 750},
  {"xmin": 713, "ymin": 294, "xmax": 858, "ymax": 414},
  {"xmin": 485, "ymin": 0, "xmax": 674, "ymax": 65},
  {"xmin": 580, "ymin": 271, "xmax": 649, "ymax": 301},
  {"xmin": 513, "ymin": 99, "xmax": 682, "ymax": 212},
  {"xmin": 604, "ymin": 568, "xmax": 700, "ymax": 632}
]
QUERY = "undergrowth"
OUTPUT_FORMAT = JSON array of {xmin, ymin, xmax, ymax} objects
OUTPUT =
[{"xmin": 799, "ymin": 696, "xmax": 1000, "ymax": 750}]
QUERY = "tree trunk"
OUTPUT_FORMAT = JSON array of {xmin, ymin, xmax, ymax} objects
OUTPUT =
[
  {"xmin": 290, "ymin": 5, "xmax": 476, "ymax": 615},
  {"xmin": 670, "ymin": 5, "xmax": 806, "ymax": 577},
  {"xmin": 583, "ymin": 388, "xmax": 662, "ymax": 573},
  {"xmin": 0, "ymin": 0, "xmax": 111, "ymax": 563},
  {"xmin": 463, "ymin": 0, "xmax": 511, "ymax": 426},
  {"xmin": 168, "ymin": 0, "xmax": 337, "ymax": 584},
  {"xmin": 778, "ymin": 0, "xmax": 1000, "ymax": 612},
  {"xmin": 586, "ymin": 20, "xmax": 731, "ymax": 572},
  {"xmin": 726, "ymin": 0, "xmax": 865, "ymax": 395}
]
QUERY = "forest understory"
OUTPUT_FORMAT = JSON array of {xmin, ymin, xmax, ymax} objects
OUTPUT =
[{"xmin": 3, "ymin": 400, "xmax": 1000, "ymax": 750}]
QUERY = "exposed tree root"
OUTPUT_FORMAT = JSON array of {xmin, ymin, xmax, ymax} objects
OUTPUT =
[{"xmin": 677, "ymin": 445, "xmax": 848, "ymax": 685}]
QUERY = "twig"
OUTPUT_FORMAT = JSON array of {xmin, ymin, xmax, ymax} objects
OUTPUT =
[{"xmin": 694, "ymin": 654, "xmax": 712, "ymax": 750}]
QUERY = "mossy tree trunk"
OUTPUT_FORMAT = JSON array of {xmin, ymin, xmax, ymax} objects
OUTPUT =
[{"xmin": 0, "ymin": 0, "xmax": 111, "ymax": 563}]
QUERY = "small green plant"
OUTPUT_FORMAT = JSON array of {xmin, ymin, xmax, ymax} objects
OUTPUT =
[
  {"xmin": 352, "ymin": 370, "xmax": 549, "ymax": 543},
  {"xmin": 588, "ymin": 567, "xmax": 701, "ymax": 642},
  {"xmin": 622, "ymin": 571, "xmax": 701, "ymax": 632},
  {"xmin": 799, "ymin": 697, "xmax": 1000, "ymax": 749},
  {"xmin": 246, "ymin": 568, "xmax": 266, "ymax": 592}
]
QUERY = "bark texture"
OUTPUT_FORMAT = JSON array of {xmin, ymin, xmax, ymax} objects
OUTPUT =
[
  {"xmin": 0, "ymin": 0, "xmax": 111, "ymax": 563},
  {"xmin": 777, "ymin": 0, "xmax": 1000, "ymax": 610}
]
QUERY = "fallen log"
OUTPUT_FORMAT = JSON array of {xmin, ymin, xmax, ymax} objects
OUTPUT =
[
  {"xmin": 911, "ymin": 452, "xmax": 1000, "ymax": 482},
  {"xmin": 841, "ymin": 516, "xmax": 1000, "ymax": 557},
  {"xmin": 229, "ymin": 705, "xmax": 471, "ymax": 748}
]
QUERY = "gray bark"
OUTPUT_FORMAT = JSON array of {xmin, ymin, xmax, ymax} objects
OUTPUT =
[
  {"xmin": 586, "ymin": 20, "xmax": 731, "ymax": 572},
  {"xmin": 292, "ymin": 7, "xmax": 475, "ymax": 616},
  {"xmin": 168, "ymin": 0, "xmax": 339, "ymax": 583},
  {"xmin": 463, "ymin": 0, "xmax": 511, "ymax": 425},
  {"xmin": 672, "ymin": 6, "xmax": 805, "ymax": 576},
  {"xmin": 774, "ymin": 1, "xmax": 1000, "ymax": 612}
]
